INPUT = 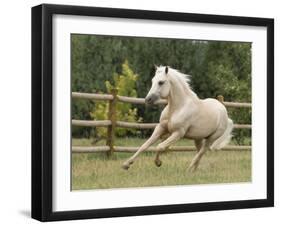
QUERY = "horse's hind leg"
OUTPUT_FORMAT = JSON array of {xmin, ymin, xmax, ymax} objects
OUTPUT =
[
  {"xmin": 194, "ymin": 139, "xmax": 203, "ymax": 152},
  {"xmin": 188, "ymin": 131, "xmax": 223, "ymax": 172},
  {"xmin": 188, "ymin": 140, "xmax": 207, "ymax": 172},
  {"xmin": 186, "ymin": 139, "xmax": 203, "ymax": 170}
]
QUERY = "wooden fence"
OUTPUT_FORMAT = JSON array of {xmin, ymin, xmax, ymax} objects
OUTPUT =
[{"xmin": 72, "ymin": 89, "xmax": 252, "ymax": 155}]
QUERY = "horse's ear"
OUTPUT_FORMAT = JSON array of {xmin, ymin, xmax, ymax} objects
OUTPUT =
[
  {"xmin": 154, "ymin": 64, "xmax": 158, "ymax": 70},
  {"xmin": 165, "ymin": 66, "xmax": 169, "ymax": 74}
]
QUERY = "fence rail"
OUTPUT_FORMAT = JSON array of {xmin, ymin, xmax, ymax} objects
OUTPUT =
[
  {"xmin": 71, "ymin": 119, "xmax": 251, "ymax": 130},
  {"xmin": 72, "ymin": 91, "xmax": 251, "ymax": 108},
  {"xmin": 72, "ymin": 119, "xmax": 112, "ymax": 127},
  {"xmin": 72, "ymin": 90, "xmax": 252, "ymax": 155},
  {"xmin": 72, "ymin": 145, "xmax": 251, "ymax": 153},
  {"xmin": 72, "ymin": 92, "xmax": 113, "ymax": 101}
]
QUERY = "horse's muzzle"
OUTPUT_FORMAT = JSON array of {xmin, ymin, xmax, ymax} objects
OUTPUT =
[{"xmin": 145, "ymin": 94, "xmax": 159, "ymax": 105}]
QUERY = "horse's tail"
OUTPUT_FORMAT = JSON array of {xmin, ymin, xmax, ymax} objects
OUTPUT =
[{"xmin": 210, "ymin": 118, "xmax": 233, "ymax": 150}]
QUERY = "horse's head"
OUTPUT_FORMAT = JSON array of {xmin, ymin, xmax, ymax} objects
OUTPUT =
[{"xmin": 145, "ymin": 66, "xmax": 171, "ymax": 105}]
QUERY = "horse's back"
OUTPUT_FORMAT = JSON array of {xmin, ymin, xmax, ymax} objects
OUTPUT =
[
  {"xmin": 201, "ymin": 98, "xmax": 227, "ymax": 116},
  {"xmin": 202, "ymin": 98, "xmax": 226, "ymax": 110}
]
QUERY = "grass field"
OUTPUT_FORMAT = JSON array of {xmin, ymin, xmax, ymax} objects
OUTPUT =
[{"xmin": 72, "ymin": 138, "xmax": 251, "ymax": 190}]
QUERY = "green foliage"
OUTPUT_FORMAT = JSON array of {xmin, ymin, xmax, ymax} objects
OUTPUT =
[
  {"xmin": 90, "ymin": 61, "xmax": 142, "ymax": 138},
  {"xmin": 201, "ymin": 43, "xmax": 251, "ymax": 144}
]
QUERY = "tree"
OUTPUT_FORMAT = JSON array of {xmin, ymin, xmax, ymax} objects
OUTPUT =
[{"xmin": 201, "ymin": 42, "xmax": 252, "ymax": 144}]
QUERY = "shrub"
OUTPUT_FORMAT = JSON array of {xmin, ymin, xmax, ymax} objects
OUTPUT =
[{"xmin": 90, "ymin": 61, "xmax": 142, "ymax": 138}]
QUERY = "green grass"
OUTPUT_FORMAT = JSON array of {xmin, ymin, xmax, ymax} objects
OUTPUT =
[
  {"xmin": 73, "ymin": 137, "xmax": 195, "ymax": 146},
  {"xmin": 72, "ymin": 138, "xmax": 251, "ymax": 190}
]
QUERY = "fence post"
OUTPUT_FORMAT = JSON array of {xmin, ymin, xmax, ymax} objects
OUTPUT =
[
  {"xmin": 106, "ymin": 88, "xmax": 118, "ymax": 156},
  {"xmin": 217, "ymin": 95, "xmax": 224, "ymax": 104}
]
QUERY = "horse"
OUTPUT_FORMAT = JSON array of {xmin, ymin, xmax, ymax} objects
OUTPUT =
[{"xmin": 122, "ymin": 66, "xmax": 233, "ymax": 172}]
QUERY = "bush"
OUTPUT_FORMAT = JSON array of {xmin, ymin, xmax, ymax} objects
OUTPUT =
[{"xmin": 90, "ymin": 61, "xmax": 142, "ymax": 138}]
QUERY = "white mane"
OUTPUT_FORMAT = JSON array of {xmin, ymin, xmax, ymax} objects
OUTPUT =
[
  {"xmin": 157, "ymin": 66, "xmax": 198, "ymax": 98},
  {"xmin": 167, "ymin": 67, "xmax": 191, "ymax": 89}
]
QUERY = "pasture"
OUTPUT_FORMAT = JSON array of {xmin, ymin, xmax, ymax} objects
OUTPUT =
[{"xmin": 72, "ymin": 138, "xmax": 251, "ymax": 190}]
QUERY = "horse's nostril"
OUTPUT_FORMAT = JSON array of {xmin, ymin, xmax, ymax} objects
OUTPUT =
[{"xmin": 145, "ymin": 97, "xmax": 152, "ymax": 104}]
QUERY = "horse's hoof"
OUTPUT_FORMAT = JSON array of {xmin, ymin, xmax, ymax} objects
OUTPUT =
[
  {"xmin": 154, "ymin": 159, "xmax": 162, "ymax": 167},
  {"xmin": 122, "ymin": 163, "xmax": 130, "ymax": 170},
  {"xmin": 187, "ymin": 168, "xmax": 194, "ymax": 173},
  {"xmin": 187, "ymin": 165, "xmax": 197, "ymax": 173}
]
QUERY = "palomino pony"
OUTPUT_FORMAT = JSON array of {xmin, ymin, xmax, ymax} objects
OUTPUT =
[{"xmin": 122, "ymin": 66, "xmax": 233, "ymax": 172}]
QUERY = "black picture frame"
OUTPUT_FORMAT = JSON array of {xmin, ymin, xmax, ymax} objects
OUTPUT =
[{"xmin": 32, "ymin": 3, "xmax": 274, "ymax": 222}]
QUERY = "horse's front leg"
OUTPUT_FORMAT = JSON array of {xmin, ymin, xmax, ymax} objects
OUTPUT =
[
  {"xmin": 154, "ymin": 136, "xmax": 166, "ymax": 167},
  {"xmin": 122, "ymin": 124, "xmax": 166, "ymax": 170},
  {"xmin": 154, "ymin": 130, "xmax": 184, "ymax": 167}
]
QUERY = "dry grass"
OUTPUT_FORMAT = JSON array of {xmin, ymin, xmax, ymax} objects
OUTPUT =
[{"xmin": 71, "ymin": 138, "xmax": 251, "ymax": 190}]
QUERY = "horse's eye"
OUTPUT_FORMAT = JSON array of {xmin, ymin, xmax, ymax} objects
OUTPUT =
[{"xmin": 158, "ymin": 81, "xmax": 165, "ymax": 86}]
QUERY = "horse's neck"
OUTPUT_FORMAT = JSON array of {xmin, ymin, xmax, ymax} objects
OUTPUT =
[{"xmin": 167, "ymin": 78, "xmax": 199, "ymax": 114}]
